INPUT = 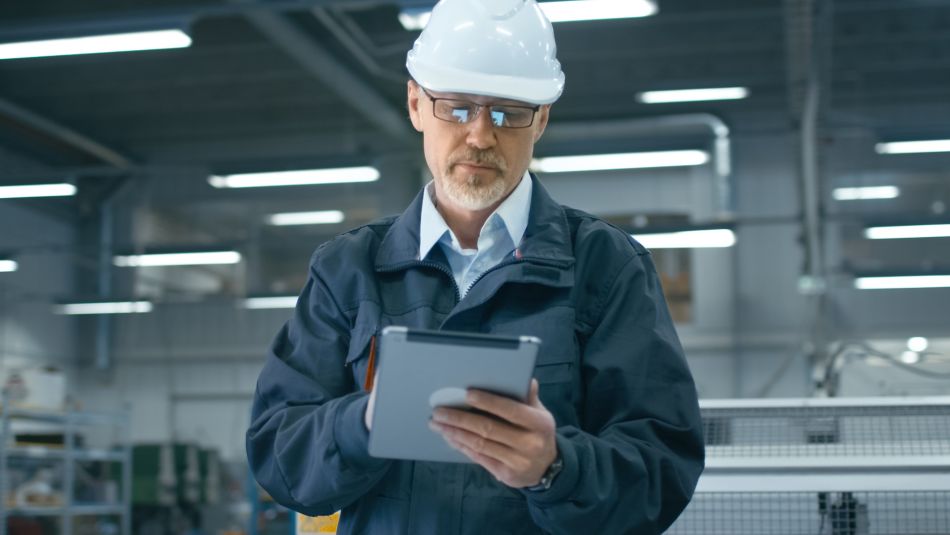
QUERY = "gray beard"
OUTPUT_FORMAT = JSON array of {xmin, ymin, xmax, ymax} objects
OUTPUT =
[{"xmin": 440, "ymin": 173, "xmax": 509, "ymax": 211}]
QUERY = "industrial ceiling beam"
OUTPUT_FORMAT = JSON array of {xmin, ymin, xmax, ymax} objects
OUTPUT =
[
  {"xmin": 0, "ymin": 97, "xmax": 133, "ymax": 170},
  {"xmin": 242, "ymin": 8, "xmax": 414, "ymax": 142}
]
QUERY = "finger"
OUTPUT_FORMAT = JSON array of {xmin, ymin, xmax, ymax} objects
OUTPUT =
[
  {"xmin": 528, "ymin": 378, "xmax": 541, "ymax": 408},
  {"xmin": 431, "ymin": 407, "xmax": 523, "ymax": 445},
  {"xmin": 464, "ymin": 389, "xmax": 540, "ymax": 429},
  {"xmin": 445, "ymin": 438, "xmax": 509, "ymax": 481},
  {"xmin": 430, "ymin": 420, "xmax": 523, "ymax": 469}
]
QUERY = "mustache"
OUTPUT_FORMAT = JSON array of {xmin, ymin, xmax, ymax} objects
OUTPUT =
[{"xmin": 450, "ymin": 150, "xmax": 506, "ymax": 171}]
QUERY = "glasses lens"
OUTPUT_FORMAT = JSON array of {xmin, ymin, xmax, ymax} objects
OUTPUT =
[
  {"xmin": 435, "ymin": 100, "xmax": 475, "ymax": 124},
  {"xmin": 492, "ymin": 106, "xmax": 534, "ymax": 128},
  {"xmin": 430, "ymin": 94, "xmax": 535, "ymax": 128}
]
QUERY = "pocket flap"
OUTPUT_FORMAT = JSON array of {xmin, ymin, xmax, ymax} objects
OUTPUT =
[{"xmin": 345, "ymin": 321, "xmax": 377, "ymax": 366}]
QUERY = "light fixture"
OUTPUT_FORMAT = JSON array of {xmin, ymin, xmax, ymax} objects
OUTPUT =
[
  {"xmin": 900, "ymin": 350, "xmax": 921, "ymax": 365},
  {"xmin": 907, "ymin": 337, "xmax": 929, "ymax": 353},
  {"xmin": 55, "ymin": 301, "xmax": 153, "ymax": 315},
  {"xmin": 0, "ymin": 260, "xmax": 17, "ymax": 272},
  {"xmin": 530, "ymin": 150, "xmax": 709, "ymax": 173},
  {"xmin": 398, "ymin": 0, "xmax": 657, "ymax": 31},
  {"xmin": 832, "ymin": 186, "xmax": 900, "ymax": 201},
  {"xmin": 0, "ymin": 30, "xmax": 191, "ymax": 61},
  {"xmin": 636, "ymin": 87, "xmax": 749, "ymax": 104},
  {"xmin": 875, "ymin": 139, "xmax": 950, "ymax": 155},
  {"xmin": 854, "ymin": 275, "xmax": 950, "ymax": 290},
  {"xmin": 633, "ymin": 228, "xmax": 736, "ymax": 249},
  {"xmin": 0, "ymin": 183, "xmax": 76, "ymax": 199},
  {"xmin": 864, "ymin": 224, "xmax": 950, "ymax": 240},
  {"xmin": 398, "ymin": 8, "xmax": 432, "ymax": 30},
  {"xmin": 267, "ymin": 210, "xmax": 345, "ymax": 226},
  {"xmin": 209, "ymin": 167, "xmax": 380, "ymax": 189},
  {"xmin": 540, "ymin": 0, "xmax": 657, "ymax": 23},
  {"xmin": 242, "ymin": 296, "xmax": 299, "ymax": 309},
  {"xmin": 113, "ymin": 251, "xmax": 242, "ymax": 267}
]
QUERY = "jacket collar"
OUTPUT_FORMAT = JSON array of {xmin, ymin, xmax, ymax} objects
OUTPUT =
[{"xmin": 376, "ymin": 173, "xmax": 574, "ymax": 270}]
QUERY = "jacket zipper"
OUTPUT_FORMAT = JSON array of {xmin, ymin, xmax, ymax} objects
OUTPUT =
[{"xmin": 378, "ymin": 260, "xmax": 462, "ymax": 303}]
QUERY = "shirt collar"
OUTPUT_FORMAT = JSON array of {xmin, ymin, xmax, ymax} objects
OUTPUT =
[{"xmin": 419, "ymin": 170, "xmax": 533, "ymax": 260}]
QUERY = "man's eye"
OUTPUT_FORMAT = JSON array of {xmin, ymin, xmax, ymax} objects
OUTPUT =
[{"xmin": 450, "ymin": 107, "xmax": 472, "ymax": 122}]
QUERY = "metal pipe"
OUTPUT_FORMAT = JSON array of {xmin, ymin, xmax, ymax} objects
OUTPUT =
[
  {"xmin": 0, "ymin": 98, "xmax": 133, "ymax": 170},
  {"xmin": 243, "ymin": 9, "xmax": 415, "ymax": 142},
  {"xmin": 541, "ymin": 113, "xmax": 734, "ymax": 216},
  {"xmin": 311, "ymin": 8, "xmax": 407, "ymax": 84},
  {"xmin": 95, "ymin": 198, "xmax": 115, "ymax": 370}
]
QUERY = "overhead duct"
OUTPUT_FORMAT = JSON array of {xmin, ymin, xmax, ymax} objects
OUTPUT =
[{"xmin": 539, "ymin": 113, "xmax": 733, "ymax": 218}]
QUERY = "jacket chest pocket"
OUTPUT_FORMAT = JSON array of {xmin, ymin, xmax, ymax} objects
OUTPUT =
[
  {"xmin": 487, "ymin": 305, "xmax": 580, "ymax": 424},
  {"xmin": 532, "ymin": 330, "xmax": 579, "ymax": 425}
]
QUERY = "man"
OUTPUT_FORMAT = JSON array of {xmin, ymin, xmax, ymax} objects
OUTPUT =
[{"xmin": 247, "ymin": 0, "xmax": 704, "ymax": 533}]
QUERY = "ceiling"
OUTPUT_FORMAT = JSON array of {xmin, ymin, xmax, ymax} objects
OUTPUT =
[{"xmin": 1, "ymin": 0, "xmax": 949, "ymax": 294}]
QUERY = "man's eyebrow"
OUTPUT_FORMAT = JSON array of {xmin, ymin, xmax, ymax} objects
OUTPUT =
[{"xmin": 438, "ymin": 93, "xmax": 534, "ymax": 106}]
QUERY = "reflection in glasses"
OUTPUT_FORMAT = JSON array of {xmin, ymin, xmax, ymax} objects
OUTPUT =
[{"xmin": 421, "ymin": 88, "xmax": 540, "ymax": 129}]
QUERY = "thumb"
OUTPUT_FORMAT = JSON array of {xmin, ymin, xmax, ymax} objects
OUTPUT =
[{"xmin": 528, "ymin": 378, "xmax": 542, "ymax": 408}]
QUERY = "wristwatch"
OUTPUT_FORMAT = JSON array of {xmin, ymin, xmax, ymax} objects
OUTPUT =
[{"xmin": 525, "ymin": 455, "xmax": 563, "ymax": 492}]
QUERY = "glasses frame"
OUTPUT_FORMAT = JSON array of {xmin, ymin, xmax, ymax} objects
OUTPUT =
[{"xmin": 420, "ymin": 88, "xmax": 540, "ymax": 129}]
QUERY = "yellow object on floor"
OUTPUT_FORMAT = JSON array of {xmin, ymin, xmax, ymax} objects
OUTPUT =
[{"xmin": 296, "ymin": 511, "xmax": 339, "ymax": 534}]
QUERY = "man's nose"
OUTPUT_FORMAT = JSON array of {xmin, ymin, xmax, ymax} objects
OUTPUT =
[{"xmin": 465, "ymin": 107, "xmax": 497, "ymax": 150}]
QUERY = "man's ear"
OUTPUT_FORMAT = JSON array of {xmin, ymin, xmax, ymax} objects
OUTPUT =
[
  {"xmin": 533, "ymin": 105, "xmax": 551, "ymax": 143},
  {"xmin": 407, "ymin": 80, "xmax": 424, "ymax": 132}
]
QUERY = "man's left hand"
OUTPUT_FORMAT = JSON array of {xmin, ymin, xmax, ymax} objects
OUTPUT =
[{"xmin": 428, "ymin": 378, "xmax": 557, "ymax": 488}]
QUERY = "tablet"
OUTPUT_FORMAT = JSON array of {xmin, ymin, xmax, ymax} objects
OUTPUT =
[{"xmin": 368, "ymin": 326, "xmax": 541, "ymax": 463}]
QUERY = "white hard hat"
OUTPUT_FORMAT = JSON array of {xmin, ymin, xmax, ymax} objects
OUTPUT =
[{"xmin": 406, "ymin": 0, "xmax": 565, "ymax": 105}]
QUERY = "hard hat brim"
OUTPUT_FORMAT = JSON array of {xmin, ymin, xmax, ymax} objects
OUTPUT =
[{"xmin": 408, "ymin": 57, "xmax": 564, "ymax": 106}]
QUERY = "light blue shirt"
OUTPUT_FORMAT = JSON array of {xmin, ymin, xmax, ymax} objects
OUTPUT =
[{"xmin": 419, "ymin": 172, "xmax": 532, "ymax": 298}]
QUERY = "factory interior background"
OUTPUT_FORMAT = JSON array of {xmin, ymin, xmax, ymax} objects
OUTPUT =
[{"xmin": 0, "ymin": 0, "xmax": 949, "ymax": 533}]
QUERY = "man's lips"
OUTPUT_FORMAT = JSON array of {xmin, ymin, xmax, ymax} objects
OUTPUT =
[{"xmin": 454, "ymin": 162, "xmax": 498, "ymax": 171}]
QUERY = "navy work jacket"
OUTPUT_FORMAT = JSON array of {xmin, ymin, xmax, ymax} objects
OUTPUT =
[{"xmin": 247, "ymin": 175, "xmax": 704, "ymax": 534}]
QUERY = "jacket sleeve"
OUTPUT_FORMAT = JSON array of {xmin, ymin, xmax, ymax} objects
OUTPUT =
[
  {"xmin": 523, "ymin": 250, "xmax": 705, "ymax": 534},
  {"xmin": 245, "ymin": 265, "xmax": 392, "ymax": 516}
]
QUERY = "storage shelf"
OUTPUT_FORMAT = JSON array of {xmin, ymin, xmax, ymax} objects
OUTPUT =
[
  {"xmin": 1, "ymin": 407, "xmax": 126, "ymax": 425},
  {"xmin": 1, "ymin": 404, "xmax": 131, "ymax": 535},
  {"xmin": 7, "ymin": 504, "xmax": 125, "ymax": 517},
  {"xmin": 7, "ymin": 446, "xmax": 126, "ymax": 462}
]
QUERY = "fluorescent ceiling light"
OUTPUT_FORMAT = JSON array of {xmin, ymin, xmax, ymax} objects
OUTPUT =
[
  {"xmin": 242, "ymin": 296, "xmax": 298, "ymax": 309},
  {"xmin": 531, "ymin": 150, "xmax": 708, "ymax": 173},
  {"xmin": 540, "ymin": 0, "xmax": 657, "ymax": 22},
  {"xmin": 875, "ymin": 139, "xmax": 950, "ymax": 154},
  {"xmin": 113, "ymin": 251, "xmax": 242, "ymax": 267},
  {"xmin": 832, "ymin": 186, "xmax": 900, "ymax": 201},
  {"xmin": 634, "ymin": 229, "xmax": 736, "ymax": 249},
  {"xmin": 637, "ymin": 87, "xmax": 749, "ymax": 104},
  {"xmin": 398, "ymin": 0, "xmax": 656, "ymax": 30},
  {"xmin": 398, "ymin": 9, "xmax": 432, "ymax": 30},
  {"xmin": 209, "ymin": 166, "xmax": 380, "ymax": 189},
  {"xmin": 854, "ymin": 275, "xmax": 950, "ymax": 290},
  {"xmin": 55, "ymin": 301, "xmax": 153, "ymax": 315},
  {"xmin": 900, "ymin": 350, "xmax": 921, "ymax": 364},
  {"xmin": 864, "ymin": 224, "xmax": 950, "ymax": 240},
  {"xmin": 267, "ymin": 210, "xmax": 345, "ymax": 226},
  {"xmin": 907, "ymin": 337, "xmax": 929, "ymax": 353},
  {"xmin": 0, "ymin": 30, "xmax": 191, "ymax": 60},
  {"xmin": 0, "ymin": 260, "xmax": 17, "ymax": 272},
  {"xmin": 0, "ymin": 183, "xmax": 76, "ymax": 199}
]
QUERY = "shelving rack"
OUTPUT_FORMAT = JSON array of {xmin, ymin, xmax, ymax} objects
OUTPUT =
[{"xmin": 0, "ymin": 404, "xmax": 132, "ymax": 535}]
